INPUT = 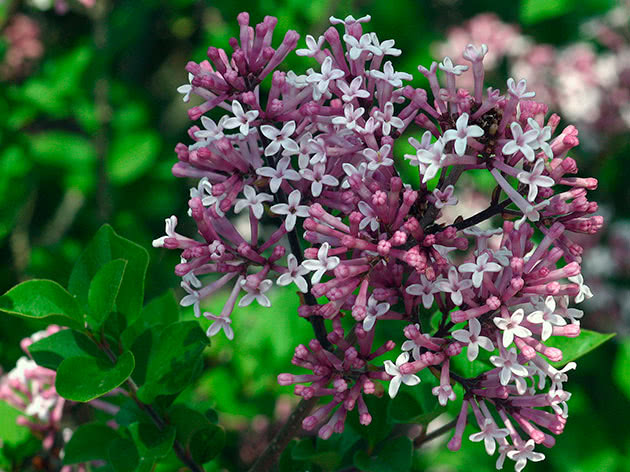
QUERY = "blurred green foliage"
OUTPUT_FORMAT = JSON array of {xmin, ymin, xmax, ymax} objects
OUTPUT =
[{"xmin": 1, "ymin": 0, "xmax": 629, "ymax": 471}]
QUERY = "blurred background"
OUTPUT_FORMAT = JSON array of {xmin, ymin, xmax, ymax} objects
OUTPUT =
[{"xmin": 1, "ymin": 0, "xmax": 630, "ymax": 470}]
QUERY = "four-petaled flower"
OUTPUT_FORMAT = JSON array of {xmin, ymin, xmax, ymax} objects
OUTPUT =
[
  {"xmin": 517, "ymin": 159, "xmax": 555, "ymax": 201},
  {"xmin": 432, "ymin": 185, "xmax": 458, "ymax": 208},
  {"xmin": 438, "ymin": 56, "xmax": 469, "ymax": 75},
  {"xmin": 302, "ymin": 242, "xmax": 341, "ymax": 284},
  {"xmin": 270, "ymin": 189, "xmax": 310, "ymax": 231},
  {"xmin": 469, "ymin": 418, "xmax": 509, "ymax": 455},
  {"xmin": 436, "ymin": 266, "xmax": 472, "ymax": 305},
  {"xmin": 459, "ymin": 253, "xmax": 502, "ymax": 288},
  {"xmin": 260, "ymin": 121, "xmax": 299, "ymax": 156},
  {"xmin": 256, "ymin": 156, "xmax": 301, "ymax": 193},
  {"xmin": 204, "ymin": 312, "xmax": 234, "ymax": 340},
  {"xmin": 223, "ymin": 100, "xmax": 259, "ymax": 135},
  {"xmin": 300, "ymin": 163, "xmax": 339, "ymax": 197},
  {"xmin": 432, "ymin": 383, "xmax": 456, "ymax": 406},
  {"xmin": 239, "ymin": 278, "xmax": 273, "ymax": 307},
  {"xmin": 362, "ymin": 296, "xmax": 390, "ymax": 331},
  {"xmin": 277, "ymin": 254, "xmax": 309, "ymax": 293},
  {"xmin": 507, "ymin": 77, "xmax": 536, "ymax": 99},
  {"xmin": 493, "ymin": 308, "xmax": 533, "ymax": 348},
  {"xmin": 363, "ymin": 143, "xmax": 394, "ymax": 170},
  {"xmin": 568, "ymin": 274, "xmax": 593, "ymax": 303},
  {"xmin": 383, "ymin": 352, "xmax": 420, "ymax": 398},
  {"xmin": 527, "ymin": 296, "xmax": 566, "ymax": 341},
  {"xmin": 306, "ymin": 56, "xmax": 344, "ymax": 99},
  {"xmin": 358, "ymin": 201, "xmax": 379, "ymax": 231},
  {"xmin": 502, "ymin": 122, "xmax": 540, "ymax": 162},
  {"xmin": 234, "ymin": 185, "xmax": 273, "ymax": 219},
  {"xmin": 337, "ymin": 76, "xmax": 370, "ymax": 102},
  {"xmin": 373, "ymin": 102, "xmax": 404, "ymax": 136},
  {"xmin": 442, "ymin": 113, "xmax": 483, "ymax": 156},
  {"xmin": 332, "ymin": 103, "xmax": 365, "ymax": 130},
  {"xmin": 417, "ymin": 139, "xmax": 446, "ymax": 183},
  {"xmin": 507, "ymin": 439, "xmax": 545, "ymax": 472},
  {"xmin": 296, "ymin": 34, "xmax": 324, "ymax": 57},
  {"xmin": 490, "ymin": 347, "xmax": 529, "ymax": 385},
  {"xmin": 406, "ymin": 275, "xmax": 440, "ymax": 309},
  {"xmin": 452, "ymin": 318, "xmax": 495, "ymax": 361},
  {"xmin": 370, "ymin": 61, "xmax": 412, "ymax": 87}
]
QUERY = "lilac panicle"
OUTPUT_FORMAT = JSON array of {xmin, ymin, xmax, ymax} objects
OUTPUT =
[{"xmin": 155, "ymin": 12, "xmax": 603, "ymax": 469}]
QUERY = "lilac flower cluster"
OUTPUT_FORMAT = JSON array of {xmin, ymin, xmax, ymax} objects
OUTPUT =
[
  {"xmin": 437, "ymin": 7, "xmax": 630, "ymax": 144},
  {"xmin": 0, "ymin": 326, "xmax": 91, "ymax": 471},
  {"xmin": 155, "ymin": 12, "xmax": 602, "ymax": 470}
]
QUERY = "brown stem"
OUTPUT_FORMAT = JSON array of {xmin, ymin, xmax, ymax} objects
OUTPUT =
[
  {"xmin": 248, "ymin": 397, "xmax": 318, "ymax": 472},
  {"xmin": 413, "ymin": 418, "xmax": 458, "ymax": 448}
]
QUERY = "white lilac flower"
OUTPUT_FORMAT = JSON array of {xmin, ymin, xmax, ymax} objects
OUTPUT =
[
  {"xmin": 306, "ymin": 56, "xmax": 344, "ymax": 99},
  {"xmin": 373, "ymin": 102, "xmax": 404, "ymax": 136},
  {"xmin": 406, "ymin": 275, "xmax": 440, "ymax": 309},
  {"xmin": 417, "ymin": 139, "xmax": 446, "ymax": 183},
  {"xmin": 276, "ymin": 254, "xmax": 309, "ymax": 293},
  {"xmin": 306, "ymin": 136, "xmax": 327, "ymax": 164},
  {"xmin": 432, "ymin": 185, "xmax": 458, "ymax": 208},
  {"xmin": 177, "ymin": 73, "xmax": 194, "ymax": 102},
  {"xmin": 24, "ymin": 395, "xmax": 56, "ymax": 421},
  {"xmin": 238, "ymin": 278, "xmax": 273, "ymax": 307},
  {"xmin": 490, "ymin": 347, "xmax": 529, "ymax": 385},
  {"xmin": 363, "ymin": 143, "xmax": 394, "ymax": 170},
  {"xmin": 357, "ymin": 204, "xmax": 380, "ymax": 234},
  {"xmin": 234, "ymin": 185, "xmax": 273, "ymax": 219},
  {"xmin": 270, "ymin": 189, "xmax": 310, "ymax": 231},
  {"xmin": 438, "ymin": 56, "xmax": 469, "ymax": 75},
  {"xmin": 568, "ymin": 274, "xmax": 593, "ymax": 303},
  {"xmin": 493, "ymin": 308, "xmax": 532, "ymax": 348},
  {"xmin": 432, "ymin": 383, "xmax": 456, "ymax": 407},
  {"xmin": 223, "ymin": 100, "xmax": 259, "ymax": 135},
  {"xmin": 452, "ymin": 318, "xmax": 495, "ymax": 361},
  {"xmin": 527, "ymin": 118, "xmax": 553, "ymax": 158},
  {"xmin": 299, "ymin": 163, "xmax": 339, "ymax": 197},
  {"xmin": 329, "ymin": 14, "xmax": 371, "ymax": 26},
  {"xmin": 343, "ymin": 33, "xmax": 377, "ymax": 60},
  {"xmin": 8, "ymin": 357, "xmax": 37, "ymax": 384},
  {"xmin": 341, "ymin": 162, "xmax": 368, "ymax": 189},
  {"xmin": 502, "ymin": 122, "xmax": 539, "ymax": 162},
  {"xmin": 332, "ymin": 103, "xmax": 365, "ymax": 130},
  {"xmin": 469, "ymin": 418, "xmax": 509, "ymax": 455},
  {"xmin": 383, "ymin": 352, "xmax": 420, "ymax": 398},
  {"xmin": 436, "ymin": 266, "xmax": 473, "ymax": 306},
  {"xmin": 180, "ymin": 281, "xmax": 202, "ymax": 318},
  {"xmin": 517, "ymin": 159, "xmax": 555, "ymax": 201},
  {"xmin": 301, "ymin": 242, "xmax": 341, "ymax": 284},
  {"xmin": 527, "ymin": 296, "xmax": 567, "ymax": 341},
  {"xmin": 459, "ymin": 253, "xmax": 502, "ymax": 288},
  {"xmin": 260, "ymin": 121, "xmax": 300, "ymax": 156},
  {"xmin": 337, "ymin": 76, "xmax": 370, "ymax": 102},
  {"xmin": 370, "ymin": 61, "xmax": 412, "ymax": 87},
  {"xmin": 462, "ymin": 43, "xmax": 488, "ymax": 62},
  {"xmin": 256, "ymin": 156, "xmax": 301, "ymax": 193},
  {"xmin": 442, "ymin": 113, "xmax": 483, "ymax": 156},
  {"xmin": 506, "ymin": 77, "xmax": 536, "ymax": 99},
  {"xmin": 204, "ymin": 313, "xmax": 234, "ymax": 340},
  {"xmin": 295, "ymin": 34, "xmax": 324, "ymax": 57},
  {"xmin": 548, "ymin": 362, "xmax": 577, "ymax": 393},
  {"xmin": 362, "ymin": 296, "xmax": 390, "ymax": 331},
  {"xmin": 194, "ymin": 115, "xmax": 227, "ymax": 141},
  {"xmin": 152, "ymin": 215, "xmax": 180, "ymax": 248},
  {"xmin": 369, "ymin": 33, "xmax": 401, "ymax": 56},
  {"xmin": 506, "ymin": 439, "xmax": 545, "ymax": 472}
]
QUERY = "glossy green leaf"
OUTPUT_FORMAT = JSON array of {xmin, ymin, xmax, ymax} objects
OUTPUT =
[
  {"xmin": 56, "ymin": 351, "xmax": 135, "ymax": 402},
  {"xmin": 353, "ymin": 436, "xmax": 413, "ymax": 472},
  {"xmin": 136, "ymin": 321, "xmax": 208, "ymax": 402},
  {"xmin": 167, "ymin": 404, "xmax": 224, "ymax": 464},
  {"xmin": 0, "ymin": 401, "xmax": 31, "ymax": 446},
  {"xmin": 0, "ymin": 279, "xmax": 85, "ymax": 330},
  {"xmin": 121, "ymin": 290, "xmax": 179, "ymax": 350},
  {"xmin": 347, "ymin": 394, "xmax": 392, "ymax": 449},
  {"xmin": 108, "ymin": 437, "xmax": 140, "ymax": 472},
  {"xmin": 63, "ymin": 423, "xmax": 120, "ymax": 465},
  {"xmin": 29, "ymin": 329, "xmax": 106, "ymax": 370},
  {"xmin": 291, "ymin": 439, "xmax": 341, "ymax": 470},
  {"xmin": 129, "ymin": 422, "xmax": 176, "ymax": 460},
  {"xmin": 88, "ymin": 259, "xmax": 127, "ymax": 327},
  {"xmin": 546, "ymin": 329, "xmax": 616, "ymax": 367},
  {"xmin": 69, "ymin": 224, "xmax": 149, "ymax": 325},
  {"xmin": 189, "ymin": 424, "xmax": 225, "ymax": 464}
]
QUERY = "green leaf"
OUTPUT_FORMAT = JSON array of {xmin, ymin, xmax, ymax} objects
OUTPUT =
[
  {"xmin": 136, "ymin": 321, "xmax": 208, "ymax": 403},
  {"xmin": 108, "ymin": 437, "xmax": 140, "ymax": 472},
  {"xmin": 121, "ymin": 290, "xmax": 179, "ymax": 349},
  {"xmin": 291, "ymin": 439, "xmax": 341, "ymax": 470},
  {"xmin": 29, "ymin": 131, "xmax": 96, "ymax": 168},
  {"xmin": 387, "ymin": 368, "xmax": 444, "ymax": 425},
  {"xmin": 107, "ymin": 131, "xmax": 160, "ymax": 185},
  {"xmin": 69, "ymin": 224, "xmax": 149, "ymax": 325},
  {"xmin": 520, "ymin": 0, "xmax": 572, "ymax": 24},
  {"xmin": 353, "ymin": 436, "xmax": 413, "ymax": 472},
  {"xmin": 167, "ymin": 404, "xmax": 224, "ymax": 464},
  {"xmin": 0, "ymin": 402, "xmax": 31, "ymax": 446},
  {"xmin": 347, "ymin": 394, "xmax": 392, "ymax": 449},
  {"xmin": 88, "ymin": 259, "xmax": 127, "ymax": 327},
  {"xmin": 613, "ymin": 339, "xmax": 630, "ymax": 401},
  {"xmin": 56, "ymin": 351, "xmax": 135, "ymax": 402},
  {"xmin": 0, "ymin": 279, "xmax": 85, "ymax": 330},
  {"xmin": 546, "ymin": 329, "xmax": 616, "ymax": 367},
  {"xmin": 29, "ymin": 329, "xmax": 106, "ymax": 370},
  {"xmin": 129, "ymin": 422, "xmax": 176, "ymax": 460},
  {"xmin": 63, "ymin": 423, "xmax": 120, "ymax": 464}
]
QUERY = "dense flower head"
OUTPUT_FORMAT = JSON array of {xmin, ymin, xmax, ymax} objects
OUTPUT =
[{"xmin": 155, "ymin": 12, "xmax": 603, "ymax": 470}]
